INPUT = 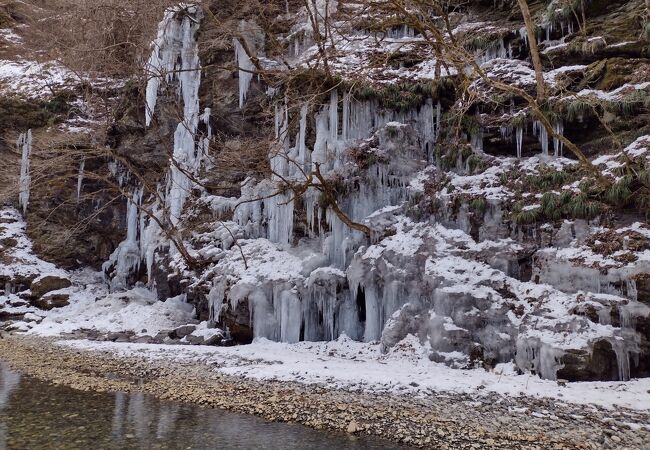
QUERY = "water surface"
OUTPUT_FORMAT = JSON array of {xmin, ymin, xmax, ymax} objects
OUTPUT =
[{"xmin": 0, "ymin": 362, "xmax": 403, "ymax": 449}]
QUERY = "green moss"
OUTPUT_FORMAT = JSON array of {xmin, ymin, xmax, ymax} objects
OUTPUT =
[
  {"xmin": 526, "ymin": 168, "xmax": 573, "ymax": 191},
  {"xmin": 639, "ymin": 170, "xmax": 650, "ymax": 186},
  {"xmin": 604, "ymin": 175, "xmax": 633, "ymax": 205},
  {"xmin": 564, "ymin": 98, "xmax": 593, "ymax": 122},
  {"xmin": 352, "ymin": 81, "xmax": 434, "ymax": 111},
  {"xmin": 0, "ymin": 96, "xmax": 53, "ymax": 132},
  {"xmin": 461, "ymin": 114, "xmax": 481, "ymax": 136},
  {"xmin": 540, "ymin": 192, "xmax": 562, "ymax": 220},
  {"xmin": 636, "ymin": 192, "xmax": 650, "ymax": 216},
  {"xmin": 512, "ymin": 203, "xmax": 540, "ymax": 225},
  {"xmin": 45, "ymin": 90, "xmax": 75, "ymax": 114},
  {"xmin": 511, "ymin": 112, "xmax": 528, "ymax": 129},
  {"xmin": 466, "ymin": 154, "xmax": 486, "ymax": 175},
  {"xmin": 566, "ymin": 193, "xmax": 601, "ymax": 219},
  {"xmin": 464, "ymin": 34, "xmax": 505, "ymax": 52},
  {"xmin": 469, "ymin": 196, "xmax": 487, "ymax": 216},
  {"xmin": 545, "ymin": 0, "xmax": 587, "ymax": 23},
  {"xmin": 605, "ymin": 90, "xmax": 650, "ymax": 116}
]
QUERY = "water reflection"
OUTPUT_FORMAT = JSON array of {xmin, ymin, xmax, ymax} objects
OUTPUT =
[
  {"xmin": 0, "ymin": 362, "xmax": 21, "ymax": 449},
  {"xmin": 0, "ymin": 362, "xmax": 404, "ymax": 449}
]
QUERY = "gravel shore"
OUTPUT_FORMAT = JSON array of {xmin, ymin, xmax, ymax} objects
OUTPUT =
[{"xmin": 0, "ymin": 335, "xmax": 648, "ymax": 449}]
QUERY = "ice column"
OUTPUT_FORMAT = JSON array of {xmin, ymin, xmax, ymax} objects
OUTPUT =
[
  {"xmin": 77, "ymin": 160, "xmax": 85, "ymax": 201},
  {"xmin": 234, "ymin": 38, "xmax": 254, "ymax": 108},
  {"xmin": 144, "ymin": 4, "xmax": 204, "ymax": 226},
  {"xmin": 553, "ymin": 120, "xmax": 564, "ymax": 157},
  {"xmin": 516, "ymin": 126, "xmax": 524, "ymax": 158},
  {"xmin": 102, "ymin": 188, "xmax": 144, "ymax": 291},
  {"xmin": 533, "ymin": 121, "xmax": 549, "ymax": 156},
  {"xmin": 17, "ymin": 130, "xmax": 32, "ymax": 214}
]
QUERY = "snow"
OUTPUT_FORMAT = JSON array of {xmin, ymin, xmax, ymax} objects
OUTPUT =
[
  {"xmin": 0, "ymin": 59, "xmax": 76, "ymax": 98},
  {"xmin": 28, "ymin": 279, "xmax": 195, "ymax": 337},
  {"xmin": 0, "ymin": 208, "xmax": 68, "ymax": 281},
  {"xmin": 576, "ymin": 82, "xmax": 650, "ymax": 101},
  {"xmin": 0, "ymin": 28, "xmax": 22, "ymax": 44},
  {"xmin": 58, "ymin": 336, "xmax": 650, "ymax": 412}
]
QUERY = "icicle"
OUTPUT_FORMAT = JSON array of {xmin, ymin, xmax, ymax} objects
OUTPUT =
[
  {"xmin": 342, "ymin": 91, "xmax": 351, "ymax": 141},
  {"xmin": 500, "ymin": 125, "xmax": 513, "ymax": 142},
  {"xmin": 435, "ymin": 101, "xmax": 442, "ymax": 140},
  {"xmin": 612, "ymin": 341, "xmax": 631, "ymax": 381},
  {"xmin": 471, "ymin": 129, "xmax": 484, "ymax": 154},
  {"xmin": 144, "ymin": 6, "xmax": 201, "ymax": 127},
  {"xmin": 234, "ymin": 38, "xmax": 254, "ymax": 109},
  {"xmin": 534, "ymin": 120, "xmax": 549, "ymax": 156},
  {"xmin": 17, "ymin": 130, "xmax": 32, "ymax": 215},
  {"xmin": 77, "ymin": 159, "xmax": 85, "ymax": 201},
  {"xmin": 329, "ymin": 90, "xmax": 338, "ymax": 141},
  {"xmin": 553, "ymin": 120, "xmax": 564, "ymax": 157},
  {"xmin": 312, "ymin": 106, "xmax": 330, "ymax": 168},
  {"xmin": 297, "ymin": 103, "xmax": 309, "ymax": 175},
  {"xmin": 102, "ymin": 187, "xmax": 144, "ymax": 291},
  {"xmin": 516, "ymin": 126, "xmax": 524, "ymax": 158},
  {"xmin": 519, "ymin": 27, "xmax": 528, "ymax": 48}
]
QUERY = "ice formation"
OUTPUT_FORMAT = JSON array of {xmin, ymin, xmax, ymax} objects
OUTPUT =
[
  {"xmin": 17, "ymin": 130, "xmax": 32, "ymax": 215},
  {"xmin": 146, "ymin": 6, "xmax": 206, "ymax": 218},
  {"xmin": 553, "ymin": 120, "xmax": 564, "ymax": 157},
  {"xmin": 234, "ymin": 38, "xmax": 254, "ymax": 109},
  {"xmin": 93, "ymin": 3, "xmax": 650, "ymax": 383},
  {"xmin": 76, "ymin": 160, "xmax": 85, "ymax": 201},
  {"xmin": 104, "ymin": 4, "xmax": 208, "ymax": 290}
]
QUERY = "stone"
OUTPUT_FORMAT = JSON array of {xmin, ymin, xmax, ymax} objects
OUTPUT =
[
  {"xmin": 170, "ymin": 325, "xmax": 196, "ymax": 339},
  {"xmin": 22, "ymin": 312, "xmax": 43, "ymax": 323},
  {"xmin": 33, "ymin": 292, "xmax": 70, "ymax": 310},
  {"xmin": 186, "ymin": 335, "xmax": 205, "ymax": 345},
  {"xmin": 204, "ymin": 334, "xmax": 223, "ymax": 346},
  {"xmin": 106, "ymin": 332, "xmax": 133, "ymax": 342},
  {"xmin": 347, "ymin": 420, "xmax": 360, "ymax": 433},
  {"xmin": 30, "ymin": 275, "xmax": 71, "ymax": 299}
]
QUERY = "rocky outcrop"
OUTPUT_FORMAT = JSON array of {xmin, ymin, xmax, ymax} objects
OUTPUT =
[{"xmin": 29, "ymin": 275, "xmax": 71, "ymax": 299}]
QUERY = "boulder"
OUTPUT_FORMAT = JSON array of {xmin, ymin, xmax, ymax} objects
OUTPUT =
[
  {"xmin": 30, "ymin": 275, "xmax": 71, "ymax": 299},
  {"xmin": 186, "ymin": 335, "xmax": 205, "ymax": 345},
  {"xmin": 170, "ymin": 324, "xmax": 196, "ymax": 339},
  {"xmin": 106, "ymin": 331, "xmax": 134, "ymax": 342},
  {"xmin": 33, "ymin": 292, "xmax": 70, "ymax": 310},
  {"xmin": 204, "ymin": 334, "xmax": 223, "ymax": 346},
  {"xmin": 133, "ymin": 335, "xmax": 153, "ymax": 344}
]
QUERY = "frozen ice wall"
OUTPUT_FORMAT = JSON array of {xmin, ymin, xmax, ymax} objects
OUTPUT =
[{"xmin": 105, "ymin": 4, "xmax": 208, "ymax": 290}]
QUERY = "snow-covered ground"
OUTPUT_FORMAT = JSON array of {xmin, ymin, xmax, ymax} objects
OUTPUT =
[
  {"xmin": 27, "ymin": 281, "xmax": 196, "ymax": 337},
  {"xmin": 58, "ymin": 335, "xmax": 650, "ymax": 413}
]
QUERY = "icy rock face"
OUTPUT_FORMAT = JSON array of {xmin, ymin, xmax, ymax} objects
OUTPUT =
[
  {"xmin": 94, "ymin": 1, "xmax": 650, "ymax": 383},
  {"xmin": 104, "ymin": 4, "xmax": 209, "ymax": 291},
  {"xmin": 533, "ymin": 247, "xmax": 650, "ymax": 301},
  {"xmin": 185, "ymin": 86, "xmax": 649, "ymax": 381}
]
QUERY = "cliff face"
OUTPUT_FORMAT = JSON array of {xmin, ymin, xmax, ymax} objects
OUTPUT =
[{"xmin": 1, "ymin": 0, "xmax": 649, "ymax": 382}]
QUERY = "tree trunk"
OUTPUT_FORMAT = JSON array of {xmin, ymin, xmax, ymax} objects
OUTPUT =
[{"xmin": 517, "ymin": 0, "xmax": 546, "ymax": 103}]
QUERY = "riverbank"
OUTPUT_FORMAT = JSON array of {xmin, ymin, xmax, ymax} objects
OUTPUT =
[{"xmin": 1, "ymin": 335, "xmax": 648, "ymax": 449}]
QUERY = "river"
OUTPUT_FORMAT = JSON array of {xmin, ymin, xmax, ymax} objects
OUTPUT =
[{"xmin": 0, "ymin": 362, "xmax": 404, "ymax": 449}]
